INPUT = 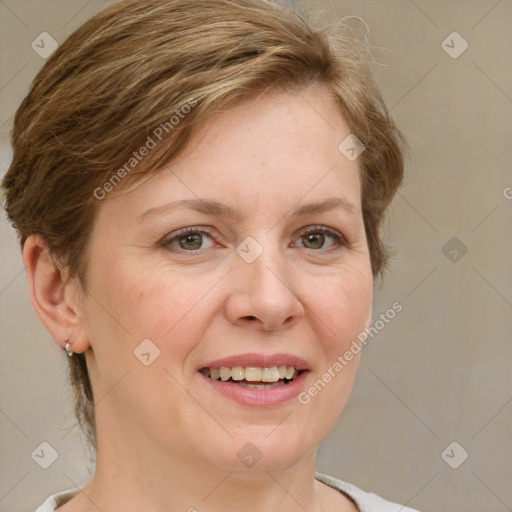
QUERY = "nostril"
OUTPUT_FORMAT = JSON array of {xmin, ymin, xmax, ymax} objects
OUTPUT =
[{"xmin": 245, "ymin": 316, "xmax": 257, "ymax": 320}]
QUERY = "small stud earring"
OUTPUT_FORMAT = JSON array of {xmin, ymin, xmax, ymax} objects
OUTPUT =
[{"xmin": 65, "ymin": 340, "xmax": 74, "ymax": 357}]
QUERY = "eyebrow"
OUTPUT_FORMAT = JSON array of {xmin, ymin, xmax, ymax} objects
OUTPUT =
[
  {"xmin": 137, "ymin": 196, "xmax": 359, "ymax": 222},
  {"xmin": 138, "ymin": 199, "xmax": 242, "ymax": 222},
  {"xmin": 290, "ymin": 196, "xmax": 359, "ymax": 217}
]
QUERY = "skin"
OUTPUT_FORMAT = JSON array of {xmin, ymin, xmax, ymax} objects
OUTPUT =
[{"xmin": 24, "ymin": 85, "xmax": 373, "ymax": 512}]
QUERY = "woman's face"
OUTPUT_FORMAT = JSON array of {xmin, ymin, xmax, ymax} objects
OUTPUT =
[{"xmin": 78, "ymin": 86, "xmax": 373, "ymax": 472}]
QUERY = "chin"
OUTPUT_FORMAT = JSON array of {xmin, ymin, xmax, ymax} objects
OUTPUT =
[{"xmin": 204, "ymin": 426, "xmax": 318, "ymax": 474}]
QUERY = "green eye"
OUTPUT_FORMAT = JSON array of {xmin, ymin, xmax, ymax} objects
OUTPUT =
[
  {"xmin": 295, "ymin": 226, "xmax": 346, "ymax": 250},
  {"xmin": 178, "ymin": 233, "xmax": 203, "ymax": 250},
  {"xmin": 162, "ymin": 227, "xmax": 215, "ymax": 252},
  {"xmin": 302, "ymin": 232, "xmax": 326, "ymax": 249}
]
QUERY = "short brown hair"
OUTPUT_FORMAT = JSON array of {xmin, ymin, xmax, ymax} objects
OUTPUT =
[{"xmin": 2, "ymin": 0, "xmax": 406, "ymax": 449}]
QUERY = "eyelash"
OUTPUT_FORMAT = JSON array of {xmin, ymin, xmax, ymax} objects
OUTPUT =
[
  {"xmin": 293, "ymin": 225, "xmax": 348, "ymax": 250},
  {"xmin": 161, "ymin": 226, "xmax": 219, "ymax": 253},
  {"xmin": 160, "ymin": 225, "xmax": 348, "ymax": 254}
]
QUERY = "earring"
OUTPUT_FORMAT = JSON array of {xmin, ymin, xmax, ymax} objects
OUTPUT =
[{"xmin": 65, "ymin": 340, "xmax": 74, "ymax": 357}]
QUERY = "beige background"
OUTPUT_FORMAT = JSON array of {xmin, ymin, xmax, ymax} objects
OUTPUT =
[{"xmin": 1, "ymin": 1, "xmax": 511, "ymax": 511}]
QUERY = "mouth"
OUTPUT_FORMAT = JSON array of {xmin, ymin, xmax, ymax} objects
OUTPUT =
[
  {"xmin": 199, "ymin": 365, "xmax": 302, "ymax": 389},
  {"xmin": 197, "ymin": 353, "xmax": 310, "ymax": 406}
]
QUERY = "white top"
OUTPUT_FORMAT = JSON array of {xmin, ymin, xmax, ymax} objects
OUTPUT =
[{"xmin": 35, "ymin": 472, "xmax": 421, "ymax": 511}]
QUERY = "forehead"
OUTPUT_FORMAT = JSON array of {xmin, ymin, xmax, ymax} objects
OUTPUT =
[
  {"xmin": 101, "ymin": 86, "xmax": 362, "ymax": 222},
  {"xmin": 184, "ymin": 86, "xmax": 353, "ymax": 167}
]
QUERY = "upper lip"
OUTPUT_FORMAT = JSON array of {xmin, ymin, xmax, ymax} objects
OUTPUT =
[{"xmin": 200, "ymin": 353, "xmax": 310, "ymax": 371}]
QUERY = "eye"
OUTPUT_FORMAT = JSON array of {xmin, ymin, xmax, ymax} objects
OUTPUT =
[
  {"xmin": 161, "ymin": 227, "xmax": 216, "ymax": 252},
  {"xmin": 293, "ymin": 226, "xmax": 347, "ymax": 251}
]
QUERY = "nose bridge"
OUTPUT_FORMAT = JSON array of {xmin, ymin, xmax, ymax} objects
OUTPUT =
[
  {"xmin": 225, "ymin": 234, "xmax": 303, "ymax": 330},
  {"xmin": 247, "ymin": 241, "xmax": 288, "ymax": 293},
  {"xmin": 243, "ymin": 236, "xmax": 291, "ymax": 298}
]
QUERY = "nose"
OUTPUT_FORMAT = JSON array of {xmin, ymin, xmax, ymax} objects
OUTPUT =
[{"xmin": 224, "ymin": 247, "xmax": 304, "ymax": 331}]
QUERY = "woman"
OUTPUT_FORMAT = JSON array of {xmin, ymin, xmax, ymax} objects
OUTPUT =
[{"xmin": 2, "ymin": 0, "xmax": 416, "ymax": 510}]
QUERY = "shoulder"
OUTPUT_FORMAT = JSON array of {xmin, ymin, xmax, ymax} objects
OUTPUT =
[
  {"xmin": 37, "ymin": 477, "xmax": 421, "ymax": 512},
  {"xmin": 34, "ymin": 489, "xmax": 78, "ymax": 512},
  {"xmin": 315, "ymin": 472, "xmax": 421, "ymax": 512}
]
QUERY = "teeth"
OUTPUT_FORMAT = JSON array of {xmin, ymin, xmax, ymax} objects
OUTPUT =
[
  {"xmin": 245, "ymin": 367, "xmax": 262, "ymax": 382},
  {"xmin": 261, "ymin": 367, "xmax": 280, "ymax": 382},
  {"xmin": 203, "ymin": 365, "xmax": 299, "ymax": 383},
  {"xmin": 231, "ymin": 366, "xmax": 244, "ymax": 381}
]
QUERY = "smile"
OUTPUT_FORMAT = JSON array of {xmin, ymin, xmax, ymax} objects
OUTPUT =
[{"xmin": 200, "ymin": 366, "xmax": 301, "ymax": 389}]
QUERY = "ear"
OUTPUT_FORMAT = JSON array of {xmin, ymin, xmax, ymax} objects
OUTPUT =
[{"xmin": 22, "ymin": 234, "xmax": 90, "ymax": 354}]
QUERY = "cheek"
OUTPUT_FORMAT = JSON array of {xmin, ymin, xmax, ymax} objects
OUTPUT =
[
  {"xmin": 308, "ymin": 264, "xmax": 373, "ymax": 352},
  {"xmin": 85, "ymin": 254, "xmax": 220, "ymax": 360},
  {"xmin": 300, "ymin": 267, "xmax": 372, "ymax": 434},
  {"xmin": 81, "ymin": 255, "xmax": 219, "ymax": 428}
]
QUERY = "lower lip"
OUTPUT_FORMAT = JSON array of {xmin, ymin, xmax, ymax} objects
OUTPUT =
[{"xmin": 199, "ymin": 371, "xmax": 309, "ymax": 407}]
